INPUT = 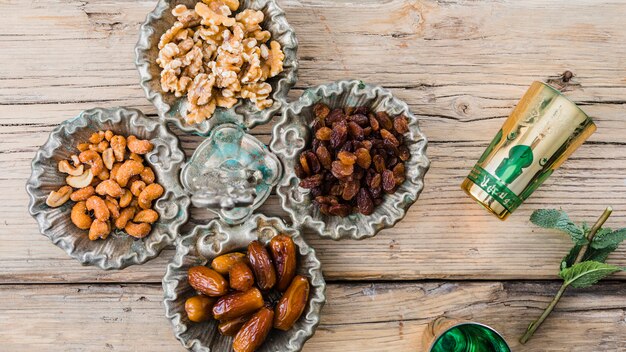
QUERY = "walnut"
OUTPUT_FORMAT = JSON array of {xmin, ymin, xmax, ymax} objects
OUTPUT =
[
  {"xmin": 241, "ymin": 82, "xmax": 272, "ymax": 110},
  {"xmin": 196, "ymin": 2, "xmax": 235, "ymax": 27},
  {"xmin": 216, "ymin": 91, "xmax": 238, "ymax": 108},
  {"xmin": 186, "ymin": 100, "xmax": 216, "ymax": 124},
  {"xmin": 158, "ymin": 21, "xmax": 185, "ymax": 50},
  {"xmin": 172, "ymin": 5, "xmax": 201, "ymax": 27},
  {"xmin": 260, "ymin": 41, "xmax": 284, "ymax": 80},
  {"xmin": 235, "ymin": 9, "xmax": 264, "ymax": 33},
  {"xmin": 250, "ymin": 30, "xmax": 271, "ymax": 43},
  {"xmin": 188, "ymin": 73, "xmax": 216, "ymax": 106}
]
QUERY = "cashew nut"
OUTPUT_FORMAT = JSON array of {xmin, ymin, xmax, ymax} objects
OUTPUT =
[
  {"xmin": 77, "ymin": 143, "xmax": 90, "ymax": 152},
  {"xmin": 115, "ymin": 207, "xmax": 136, "ymax": 229},
  {"xmin": 130, "ymin": 180, "xmax": 146, "ymax": 197},
  {"xmin": 58, "ymin": 160, "xmax": 84, "ymax": 176},
  {"xmin": 89, "ymin": 219, "xmax": 110, "ymax": 241},
  {"xmin": 70, "ymin": 154, "xmax": 81, "ymax": 167},
  {"xmin": 79, "ymin": 150, "xmax": 104, "ymax": 176},
  {"xmin": 129, "ymin": 152, "xmax": 143, "ymax": 163},
  {"xmin": 133, "ymin": 209, "xmax": 159, "ymax": 224},
  {"xmin": 127, "ymin": 135, "xmax": 154, "ymax": 155},
  {"xmin": 105, "ymin": 198, "xmax": 120, "ymax": 219},
  {"xmin": 119, "ymin": 189, "xmax": 133, "ymax": 208},
  {"xmin": 102, "ymin": 148, "xmax": 115, "ymax": 170},
  {"xmin": 71, "ymin": 201, "xmax": 93, "ymax": 230},
  {"xmin": 96, "ymin": 140, "xmax": 109, "ymax": 153},
  {"xmin": 140, "ymin": 167, "xmax": 155, "ymax": 184},
  {"xmin": 116, "ymin": 160, "xmax": 144, "ymax": 187},
  {"xmin": 110, "ymin": 135, "xmax": 126, "ymax": 162},
  {"xmin": 95, "ymin": 179, "xmax": 122, "ymax": 198},
  {"xmin": 66, "ymin": 169, "xmax": 94, "ymax": 189},
  {"xmin": 125, "ymin": 221, "xmax": 151, "ymax": 238},
  {"xmin": 97, "ymin": 169, "xmax": 110, "ymax": 181},
  {"xmin": 70, "ymin": 186, "xmax": 95, "ymax": 202},
  {"xmin": 86, "ymin": 195, "xmax": 110, "ymax": 221},
  {"xmin": 110, "ymin": 162, "xmax": 122, "ymax": 181},
  {"xmin": 89, "ymin": 131, "xmax": 104, "ymax": 144},
  {"xmin": 46, "ymin": 185, "xmax": 73, "ymax": 207},
  {"xmin": 138, "ymin": 183, "xmax": 164, "ymax": 209},
  {"xmin": 104, "ymin": 130, "xmax": 114, "ymax": 141}
]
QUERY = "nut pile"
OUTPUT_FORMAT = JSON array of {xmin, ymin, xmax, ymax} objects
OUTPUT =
[
  {"xmin": 185, "ymin": 235, "xmax": 310, "ymax": 352},
  {"xmin": 46, "ymin": 130, "xmax": 164, "ymax": 240},
  {"xmin": 295, "ymin": 103, "xmax": 411, "ymax": 216},
  {"xmin": 157, "ymin": 0, "xmax": 286, "ymax": 124}
]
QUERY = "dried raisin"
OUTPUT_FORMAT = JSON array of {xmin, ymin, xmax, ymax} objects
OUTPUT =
[
  {"xmin": 315, "ymin": 145, "xmax": 332, "ymax": 170},
  {"xmin": 356, "ymin": 188, "xmax": 374, "ymax": 215},
  {"xmin": 354, "ymin": 148, "xmax": 371, "ymax": 169},
  {"xmin": 382, "ymin": 170, "xmax": 395, "ymax": 193},
  {"xmin": 394, "ymin": 115, "xmax": 409, "ymax": 134},
  {"xmin": 315, "ymin": 127, "xmax": 332, "ymax": 141},
  {"xmin": 337, "ymin": 151, "xmax": 357, "ymax": 166}
]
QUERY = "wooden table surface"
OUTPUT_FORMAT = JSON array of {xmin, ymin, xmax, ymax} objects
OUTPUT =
[{"xmin": 2, "ymin": 0, "xmax": 626, "ymax": 351}]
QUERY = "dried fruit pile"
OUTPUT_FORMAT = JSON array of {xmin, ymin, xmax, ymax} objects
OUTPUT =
[
  {"xmin": 185, "ymin": 235, "xmax": 310, "ymax": 352},
  {"xmin": 46, "ymin": 130, "xmax": 163, "ymax": 240},
  {"xmin": 295, "ymin": 103, "xmax": 411, "ymax": 216}
]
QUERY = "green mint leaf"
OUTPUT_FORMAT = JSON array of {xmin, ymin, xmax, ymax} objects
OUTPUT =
[
  {"xmin": 591, "ymin": 228, "xmax": 626, "ymax": 249},
  {"xmin": 583, "ymin": 245, "xmax": 618, "ymax": 263},
  {"xmin": 559, "ymin": 261, "xmax": 622, "ymax": 288},
  {"xmin": 561, "ymin": 244, "xmax": 583, "ymax": 270},
  {"xmin": 530, "ymin": 209, "xmax": 586, "ymax": 244}
]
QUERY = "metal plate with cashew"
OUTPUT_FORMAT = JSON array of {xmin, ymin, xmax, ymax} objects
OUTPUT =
[{"xmin": 26, "ymin": 107, "xmax": 190, "ymax": 269}]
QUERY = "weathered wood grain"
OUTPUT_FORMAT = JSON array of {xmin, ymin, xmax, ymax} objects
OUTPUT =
[
  {"xmin": 1, "ymin": 0, "xmax": 626, "ymax": 283},
  {"xmin": 1, "ymin": 281, "xmax": 624, "ymax": 351}
]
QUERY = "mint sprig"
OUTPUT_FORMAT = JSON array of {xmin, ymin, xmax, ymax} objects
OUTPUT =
[{"xmin": 520, "ymin": 207, "xmax": 625, "ymax": 344}]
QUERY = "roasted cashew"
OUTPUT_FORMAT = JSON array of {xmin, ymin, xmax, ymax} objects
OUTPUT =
[
  {"xmin": 116, "ymin": 160, "xmax": 144, "ymax": 187},
  {"xmin": 71, "ymin": 201, "xmax": 93, "ymax": 230},
  {"xmin": 110, "ymin": 135, "xmax": 126, "ymax": 162},
  {"xmin": 130, "ymin": 180, "xmax": 146, "ymax": 197},
  {"xmin": 133, "ymin": 209, "xmax": 159, "ymax": 223},
  {"xmin": 66, "ymin": 169, "xmax": 94, "ymax": 189},
  {"xmin": 102, "ymin": 148, "xmax": 115, "ymax": 170},
  {"xmin": 89, "ymin": 219, "xmax": 110, "ymax": 241},
  {"xmin": 124, "ymin": 221, "xmax": 151, "ymax": 238},
  {"xmin": 96, "ymin": 179, "xmax": 123, "ymax": 198},
  {"xmin": 115, "ymin": 207, "xmax": 136, "ymax": 229},
  {"xmin": 70, "ymin": 186, "xmax": 95, "ymax": 202},
  {"xmin": 58, "ymin": 160, "xmax": 84, "ymax": 176},
  {"xmin": 127, "ymin": 135, "xmax": 154, "ymax": 155},
  {"xmin": 86, "ymin": 195, "xmax": 110, "ymax": 221},
  {"xmin": 140, "ymin": 167, "xmax": 155, "ymax": 184},
  {"xmin": 46, "ymin": 185, "xmax": 73, "ymax": 207},
  {"xmin": 79, "ymin": 150, "xmax": 104, "ymax": 176},
  {"xmin": 119, "ymin": 189, "xmax": 133, "ymax": 208},
  {"xmin": 138, "ymin": 183, "xmax": 164, "ymax": 209}
]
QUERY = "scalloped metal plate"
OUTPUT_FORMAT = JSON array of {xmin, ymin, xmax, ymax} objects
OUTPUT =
[
  {"xmin": 180, "ymin": 123, "xmax": 282, "ymax": 225},
  {"xmin": 270, "ymin": 80, "xmax": 430, "ymax": 240},
  {"xmin": 26, "ymin": 107, "xmax": 190, "ymax": 269},
  {"xmin": 135, "ymin": 0, "xmax": 299, "ymax": 135},
  {"xmin": 163, "ymin": 214, "xmax": 325, "ymax": 352}
]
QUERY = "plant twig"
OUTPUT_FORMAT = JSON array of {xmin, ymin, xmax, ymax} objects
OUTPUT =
[{"xmin": 519, "ymin": 206, "xmax": 613, "ymax": 345}]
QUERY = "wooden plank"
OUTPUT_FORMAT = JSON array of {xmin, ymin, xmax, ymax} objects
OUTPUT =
[
  {"xmin": 2, "ymin": 0, "xmax": 626, "ymax": 283},
  {"xmin": 0, "ymin": 281, "xmax": 624, "ymax": 351}
]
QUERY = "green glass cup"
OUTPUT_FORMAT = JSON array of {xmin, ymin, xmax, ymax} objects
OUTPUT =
[{"xmin": 423, "ymin": 317, "xmax": 511, "ymax": 352}]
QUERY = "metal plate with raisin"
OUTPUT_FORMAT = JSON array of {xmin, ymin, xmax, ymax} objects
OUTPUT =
[{"xmin": 270, "ymin": 80, "xmax": 430, "ymax": 240}]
